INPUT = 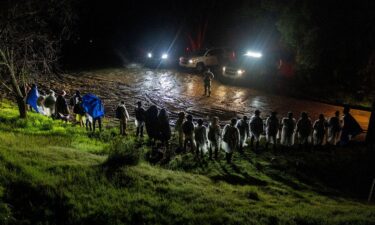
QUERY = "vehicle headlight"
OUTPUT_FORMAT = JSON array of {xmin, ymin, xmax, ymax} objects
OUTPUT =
[
  {"xmin": 147, "ymin": 53, "xmax": 152, "ymax": 58},
  {"xmin": 237, "ymin": 69, "xmax": 244, "ymax": 75},
  {"xmin": 189, "ymin": 59, "xmax": 193, "ymax": 64},
  {"xmin": 161, "ymin": 53, "xmax": 168, "ymax": 59},
  {"xmin": 223, "ymin": 66, "xmax": 226, "ymax": 72},
  {"xmin": 244, "ymin": 51, "xmax": 262, "ymax": 58}
]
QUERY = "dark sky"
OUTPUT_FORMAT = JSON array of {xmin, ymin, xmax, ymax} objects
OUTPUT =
[
  {"xmin": 64, "ymin": 0, "xmax": 281, "ymax": 66},
  {"xmin": 63, "ymin": 0, "xmax": 375, "ymax": 69}
]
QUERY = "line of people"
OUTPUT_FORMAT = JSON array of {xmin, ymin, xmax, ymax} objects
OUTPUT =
[
  {"xmin": 26, "ymin": 84, "xmax": 364, "ymax": 164},
  {"xmin": 131, "ymin": 104, "xmax": 363, "ymax": 163}
]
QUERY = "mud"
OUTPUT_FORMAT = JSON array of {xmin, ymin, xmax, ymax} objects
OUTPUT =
[{"xmin": 35, "ymin": 65, "xmax": 369, "ymax": 137}]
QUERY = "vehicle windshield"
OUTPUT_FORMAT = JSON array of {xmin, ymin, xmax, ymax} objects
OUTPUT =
[
  {"xmin": 226, "ymin": 55, "xmax": 261, "ymax": 68},
  {"xmin": 188, "ymin": 49, "xmax": 207, "ymax": 57}
]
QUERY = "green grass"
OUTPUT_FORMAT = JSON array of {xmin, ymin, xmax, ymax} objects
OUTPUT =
[{"xmin": 0, "ymin": 101, "xmax": 374, "ymax": 225}]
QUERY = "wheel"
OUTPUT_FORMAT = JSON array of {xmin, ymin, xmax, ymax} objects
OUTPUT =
[{"xmin": 196, "ymin": 62, "xmax": 205, "ymax": 73}]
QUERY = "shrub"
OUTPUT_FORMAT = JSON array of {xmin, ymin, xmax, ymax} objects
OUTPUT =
[
  {"xmin": 105, "ymin": 138, "xmax": 141, "ymax": 168},
  {"xmin": 15, "ymin": 119, "xmax": 29, "ymax": 128},
  {"xmin": 0, "ymin": 202, "xmax": 12, "ymax": 225},
  {"xmin": 40, "ymin": 120, "xmax": 53, "ymax": 131}
]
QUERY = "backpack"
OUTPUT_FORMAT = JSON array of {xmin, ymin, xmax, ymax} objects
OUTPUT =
[
  {"xmin": 223, "ymin": 126, "xmax": 237, "ymax": 143},
  {"xmin": 69, "ymin": 97, "xmax": 75, "ymax": 106},
  {"xmin": 182, "ymin": 121, "xmax": 194, "ymax": 134},
  {"xmin": 115, "ymin": 106, "xmax": 122, "ymax": 119}
]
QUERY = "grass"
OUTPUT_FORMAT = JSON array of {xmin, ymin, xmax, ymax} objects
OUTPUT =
[{"xmin": 0, "ymin": 101, "xmax": 375, "ymax": 225}]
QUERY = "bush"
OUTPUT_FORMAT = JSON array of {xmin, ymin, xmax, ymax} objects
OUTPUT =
[
  {"xmin": 15, "ymin": 119, "xmax": 29, "ymax": 128},
  {"xmin": 40, "ymin": 120, "xmax": 53, "ymax": 131},
  {"xmin": 0, "ymin": 202, "xmax": 12, "ymax": 225},
  {"xmin": 105, "ymin": 138, "xmax": 141, "ymax": 168}
]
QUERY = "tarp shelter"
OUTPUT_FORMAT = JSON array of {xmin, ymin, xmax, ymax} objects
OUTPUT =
[{"xmin": 82, "ymin": 94, "xmax": 104, "ymax": 119}]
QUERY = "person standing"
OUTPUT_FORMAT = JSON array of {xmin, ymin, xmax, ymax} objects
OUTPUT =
[
  {"xmin": 135, "ymin": 101, "xmax": 146, "ymax": 137},
  {"xmin": 70, "ymin": 90, "xmax": 82, "ymax": 125},
  {"xmin": 82, "ymin": 94, "xmax": 104, "ymax": 133},
  {"xmin": 175, "ymin": 112, "xmax": 186, "ymax": 149},
  {"xmin": 55, "ymin": 90, "xmax": 70, "ymax": 122},
  {"xmin": 208, "ymin": 116, "xmax": 221, "ymax": 159},
  {"xmin": 194, "ymin": 119, "xmax": 208, "ymax": 158},
  {"xmin": 296, "ymin": 112, "xmax": 312, "ymax": 148},
  {"xmin": 158, "ymin": 109, "xmax": 172, "ymax": 147},
  {"xmin": 26, "ymin": 84, "xmax": 39, "ymax": 113},
  {"xmin": 265, "ymin": 111, "xmax": 280, "ymax": 150},
  {"xmin": 203, "ymin": 68, "xmax": 214, "ymax": 97},
  {"xmin": 280, "ymin": 112, "xmax": 296, "ymax": 147},
  {"xmin": 250, "ymin": 110, "xmax": 264, "ymax": 150},
  {"xmin": 145, "ymin": 105, "xmax": 159, "ymax": 145},
  {"xmin": 116, "ymin": 100, "xmax": 130, "ymax": 136},
  {"xmin": 36, "ymin": 90, "xmax": 46, "ymax": 115},
  {"xmin": 222, "ymin": 118, "xmax": 240, "ymax": 163},
  {"xmin": 182, "ymin": 115, "xmax": 195, "ymax": 152},
  {"xmin": 313, "ymin": 114, "xmax": 328, "ymax": 146},
  {"xmin": 44, "ymin": 90, "xmax": 56, "ymax": 116},
  {"xmin": 327, "ymin": 111, "xmax": 342, "ymax": 145},
  {"xmin": 237, "ymin": 116, "xmax": 250, "ymax": 150},
  {"xmin": 340, "ymin": 106, "xmax": 363, "ymax": 145}
]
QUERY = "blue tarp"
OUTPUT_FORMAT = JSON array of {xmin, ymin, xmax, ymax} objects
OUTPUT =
[
  {"xmin": 82, "ymin": 94, "xmax": 104, "ymax": 119},
  {"xmin": 26, "ymin": 85, "xmax": 39, "ymax": 113}
]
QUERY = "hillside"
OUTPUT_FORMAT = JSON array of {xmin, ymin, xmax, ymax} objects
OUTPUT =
[{"xmin": 0, "ymin": 101, "xmax": 374, "ymax": 225}]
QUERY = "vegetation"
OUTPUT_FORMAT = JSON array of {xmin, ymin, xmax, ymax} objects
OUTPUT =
[
  {"xmin": 0, "ymin": 0, "xmax": 75, "ymax": 118},
  {"xmin": 0, "ymin": 101, "xmax": 374, "ymax": 225}
]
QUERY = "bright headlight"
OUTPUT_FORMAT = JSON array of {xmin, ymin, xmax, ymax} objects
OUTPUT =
[
  {"xmin": 147, "ymin": 53, "xmax": 152, "ymax": 58},
  {"xmin": 189, "ymin": 59, "xmax": 193, "ymax": 64},
  {"xmin": 244, "ymin": 51, "xmax": 262, "ymax": 58},
  {"xmin": 161, "ymin": 54, "xmax": 168, "ymax": 59},
  {"xmin": 237, "ymin": 69, "xmax": 244, "ymax": 75},
  {"xmin": 223, "ymin": 66, "xmax": 226, "ymax": 72}
]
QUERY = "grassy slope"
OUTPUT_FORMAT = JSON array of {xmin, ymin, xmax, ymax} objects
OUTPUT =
[{"xmin": 0, "ymin": 101, "xmax": 374, "ymax": 225}]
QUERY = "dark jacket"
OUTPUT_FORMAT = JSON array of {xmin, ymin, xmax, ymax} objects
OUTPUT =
[{"xmin": 55, "ymin": 95, "xmax": 69, "ymax": 115}]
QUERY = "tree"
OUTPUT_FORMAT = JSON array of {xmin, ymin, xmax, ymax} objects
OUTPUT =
[
  {"xmin": 0, "ymin": 0, "xmax": 75, "ymax": 118},
  {"xmin": 366, "ymin": 100, "xmax": 375, "ymax": 150}
]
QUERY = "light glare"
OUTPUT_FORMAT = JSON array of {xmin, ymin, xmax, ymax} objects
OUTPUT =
[{"xmin": 245, "ymin": 51, "xmax": 262, "ymax": 58}]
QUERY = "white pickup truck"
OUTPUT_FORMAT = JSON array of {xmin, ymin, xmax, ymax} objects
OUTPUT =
[{"xmin": 179, "ymin": 48, "xmax": 234, "ymax": 72}]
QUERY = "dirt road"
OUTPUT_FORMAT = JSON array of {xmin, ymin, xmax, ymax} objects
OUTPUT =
[{"xmin": 37, "ymin": 65, "xmax": 370, "ymax": 135}]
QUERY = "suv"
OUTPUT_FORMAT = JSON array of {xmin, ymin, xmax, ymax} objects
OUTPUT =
[{"xmin": 179, "ymin": 48, "xmax": 234, "ymax": 72}]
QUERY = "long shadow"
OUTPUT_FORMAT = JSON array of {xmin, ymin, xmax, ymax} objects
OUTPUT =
[{"xmin": 209, "ymin": 161, "xmax": 267, "ymax": 186}]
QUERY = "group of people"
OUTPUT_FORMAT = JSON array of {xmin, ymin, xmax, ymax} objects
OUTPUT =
[
  {"xmin": 25, "ymin": 83, "xmax": 364, "ymax": 164},
  {"xmin": 26, "ymin": 84, "xmax": 105, "ymax": 132},
  {"xmin": 131, "ymin": 103, "xmax": 363, "ymax": 163}
]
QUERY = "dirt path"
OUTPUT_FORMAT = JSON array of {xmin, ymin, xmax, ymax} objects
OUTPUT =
[{"xmin": 34, "ymin": 66, "xmax": 369, "ymax": 137}]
